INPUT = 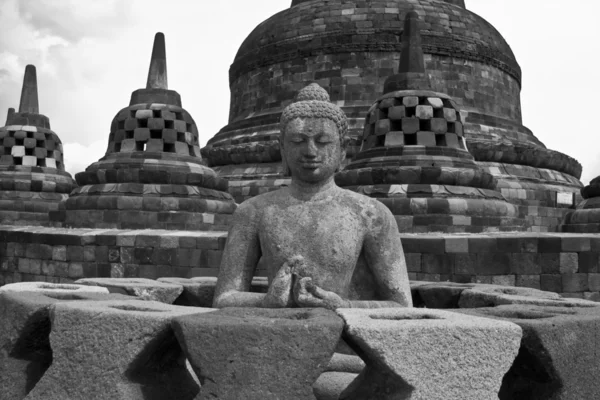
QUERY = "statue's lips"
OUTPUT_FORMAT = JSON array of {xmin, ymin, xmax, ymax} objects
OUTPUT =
[{"xmin": 300, "ymin": 162, "xmax": 322, "ymax": 169}]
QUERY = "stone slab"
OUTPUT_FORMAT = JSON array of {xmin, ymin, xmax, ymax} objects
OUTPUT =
[
  {"xmin": 0, "ymin": 281, "xmax": 109, "ymax": 295},
  {"xmin": 25, "ymin": 299, "xmax": 211, "ymax": 400},
  {"xmin": 337, "ymin": 308, "xmax": 522, "ymax": 400},
  {"xmin": 456, "ymin": 305, "xmax": 600, "ymax": 400},
  {"xmin": 75, "ymin": 277, "xmax": 183, "ymax": 303},
  {"xmin": 0, "ymin": 291, "xmax": 131, "ymax": 400},
  {"xmin": 172, "ymin": 307, "xmax": 344, "ymax": 400},
  {"xmin": 458, "ymin": 285, "xmax": 599, "ymax": 308}
]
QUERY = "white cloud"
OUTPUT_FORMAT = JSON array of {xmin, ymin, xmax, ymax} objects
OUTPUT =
[{"xmin": 62, "ymin": 140, "xmax": 107, "ymax": 176}]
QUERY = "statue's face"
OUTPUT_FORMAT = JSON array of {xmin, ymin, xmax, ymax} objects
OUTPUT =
[{"xmin": 282, "ymin": 118, "xmax": 345, "ymax": 183}]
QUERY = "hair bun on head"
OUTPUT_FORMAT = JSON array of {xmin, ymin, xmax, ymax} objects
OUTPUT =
[{"xmin": 295, "ymin": 83, "xmax": 331, "ymax": 102}]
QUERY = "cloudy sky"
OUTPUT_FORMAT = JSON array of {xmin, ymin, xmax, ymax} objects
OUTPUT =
[{"xmin": 1, "ymin": 0, "xmax": 599, "ymax": 184}]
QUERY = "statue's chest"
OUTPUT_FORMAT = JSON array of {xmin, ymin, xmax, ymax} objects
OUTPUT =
[{"xmin": 259, "ymin": 204, "xmax": 364, "ymax": 264}]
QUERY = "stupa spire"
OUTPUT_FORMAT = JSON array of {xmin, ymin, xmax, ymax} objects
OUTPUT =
[
  {"xmin": 146, "ymin": 32, "xmax": 168, "ymax": 90},
  {"xmin": 18, "ymin": 65, "xmax": 39, "ymax": 114},
  {"xmin": 383, "ymin": 11, "xmax": 431, "ymax": 93},
  {"xmin": 5, "ymin": 108, "xmax": 14, "ymax": 125}
]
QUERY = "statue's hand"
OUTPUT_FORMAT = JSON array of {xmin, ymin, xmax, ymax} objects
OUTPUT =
[
  {"xmin": 261, "ymin": 256, "xmax": 304, "ymax": 308},
  {"xmin": 293, "ymin": 276, "xmax": 350, "ymax": 311}
]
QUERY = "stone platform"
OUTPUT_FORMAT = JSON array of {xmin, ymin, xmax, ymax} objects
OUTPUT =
[{"xmin": 0, "ymin": 225, "xmax": 599, "ymax": 300}]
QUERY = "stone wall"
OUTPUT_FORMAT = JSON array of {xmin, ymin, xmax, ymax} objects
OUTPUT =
[{"xmin": 1, "ymin": 226, "xmax": 598, "ymax": 300}]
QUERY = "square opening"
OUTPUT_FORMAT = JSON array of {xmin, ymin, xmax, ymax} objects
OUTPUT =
[
  {"xmin": 404, "ymin": 133, "xmax": 417, "ymax": 145},
  {"xmin": 390, "ymin": 120, "xmax": 402, "ymax": 131},
  {"xmin": 435, "ymin": 134, "xmax": 447, "ymax": 146},
  {"xmin": 163, "ymin": 143, "xmax": 175, "ymax": 153},
  {"xmin": 405, "ymin": 107, "xmax": 416, "ymax": 117},
  {"xmin": 165, "ymin": 120, "xmax": 174, "ymax": 129},
  {"xmin": 419, "ymin": 119, "xmax": 431, "ymax": 131},
  {"xmin": 177, "ymin": 132, "xmax": 186, "ymax": 142},
  {"xmin": 126, "ymin": 130, "xmax": 134, "ymax": 139},
  {"xmin": 433, "ymin": 108, "xmax": 444, "ymax": 118},
  {"xmin": 150, "ymin": 130, "xmax": 162, "ymax": 139},
  {"xmin": 137, "ymin": 118, "xmax": 148, "ymax": 128},
  {"xmin": 153, "ymin": 109, "xmax": 161, "ymax": 118},
  {"xmin": 135, "ymin": 141, "xmax": 146, "ymax": 151}
]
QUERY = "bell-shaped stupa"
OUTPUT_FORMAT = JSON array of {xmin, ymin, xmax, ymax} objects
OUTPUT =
[
  {"xmin": 0, "ymin": 65, "xmax": 76, "ymax": 226},
  {"xmin": 561, "ymin": 176, "xmax": 600, "ymax": 232},
  {"xmin": 54, "ymin": 33, "xmax": 236, "ymax": 230},
  {"xmin": 336, "ymin": 12, "xmax": 525, "ymax": 233}
]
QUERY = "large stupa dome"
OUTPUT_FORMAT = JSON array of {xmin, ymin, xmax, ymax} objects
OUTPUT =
[{"xmin": 203, "ymin": 0, "xmax": 582, "ymax": 230}]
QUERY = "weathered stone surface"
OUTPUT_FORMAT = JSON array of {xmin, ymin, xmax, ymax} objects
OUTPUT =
[
  {"xmin": 314, "ymin": 372, "xmax": 357, "ymax": 400},
  {"xmin": 413, "ymin": 282, "xmax": 476, "ymax": 308},
  {"xmin": 172, "ymin": 307, "xmax": 344, "ymax": 400},
  {"xmin": 324, "ymin": 353, "xmax": 364, "ymax": 373},
  {"xmin": 75, "ymin": 277, "xmax": 183, "ymax": 303},
  {"xmin": 458, "ymin": 285, "xmax": 599, "ymax": 308},
  {"xmin": 0, "ymin": 291, "xmax": 131, "ymax": 400},
  {"xmin": 456, "ymin": 304, "xmax": 600, "ymax": 400},
  {"xmin": 159, "ymin": 276, "xmax": 268, "ymax": 307},
  {"xmin": 337, "ymin": 308, "xmax": 522, "ymax": 400},
  {"xmin": 0, "ymin": 281, "xmax": 109, "ymax": 295},
  {"xmin": 25, "ymin": 299, "xmax": 210, "ymax": 400}
]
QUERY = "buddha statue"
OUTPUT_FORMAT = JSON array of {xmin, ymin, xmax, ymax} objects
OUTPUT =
[{"xmin": 213, "ymin": 84, "xmax": 412, "ymax": 310}]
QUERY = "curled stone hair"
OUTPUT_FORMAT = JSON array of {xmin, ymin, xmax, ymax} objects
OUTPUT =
[{"xmin": 280, "ymin": 83, "xmax": 349, "ymax": 146}]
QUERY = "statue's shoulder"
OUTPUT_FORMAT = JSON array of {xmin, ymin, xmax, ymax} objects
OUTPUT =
[
  {"xmin": 236, "ymin": 188, "xmax": 289, "ymax": 214},
  {"xmin": 336, "ymin": 187, "xmax": 395, "ymax": 224}
]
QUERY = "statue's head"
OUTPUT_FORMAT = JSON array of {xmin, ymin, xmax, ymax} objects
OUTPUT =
[{"xmin": 280, "ymin": 83, "xmax": 348, "ymax": 183}]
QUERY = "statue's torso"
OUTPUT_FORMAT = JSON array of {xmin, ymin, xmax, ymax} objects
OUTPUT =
[{"xmin": 255, "ymin": 187, "xmax": 374, "ymax": 297}]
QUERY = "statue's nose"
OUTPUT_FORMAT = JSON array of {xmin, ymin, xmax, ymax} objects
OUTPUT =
[{"xmin": 303, "ymin": 140, "xmax": 318, "ymax": 157}]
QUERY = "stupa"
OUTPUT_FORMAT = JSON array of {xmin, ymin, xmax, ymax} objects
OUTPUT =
[
  {"xmin": 335, "ymin": 11, "xmax": 525, "ymax": 233},
  {"xmin": 202, "ymin": 1, "xmax": 582, "ymax": 230},
  {"xmin": 53, "ymin": 33, "xmax": 236, "ymax": 230},
  {"xmin": 561, "ymin": 176, "xmax": 600, "ymax": 233},
  {"xmin": 0, "ymin": 65, "xmax": 75, "ymax": 226}
]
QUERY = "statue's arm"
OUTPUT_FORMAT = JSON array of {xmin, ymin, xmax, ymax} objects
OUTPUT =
[
  {"xmin": 358, "ymin": 201, "xmax": 413, "ymax": 308},
  {"xmin": 212, "ymin": 202, "xmax": 266, "ymax": 308}
]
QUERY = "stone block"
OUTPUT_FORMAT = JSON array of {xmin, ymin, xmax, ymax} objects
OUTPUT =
[
  {"xmin": 387, "ymin": 106, "xmax": 405, "ymax": 120},
  {"xmin": 402, "ymin": 96, "xmax": 418, "ymax": 107},
  {"xmin": 415, "ymin": 105, "xmax": 433, "ymax": 119},
  {"xmin": 559, "ymin": 253, "xmax": 578, "ymax": 273},
  {"xmin": 0, "ymin": 281, "xmax": 108, "ymax": 295},
  {"xmin": 172, "ymin": 307, "xmax": 343, "ymax": 400},
  {"xmin": 457, "ymin": 305, "xmax": 600, "ymax": 400},
  {"xmin": 401, "ymin": 118, "xmax": 419, "ymax": 134},
  {"xmin": 416, "ymin": 131, "xmax": 436, "ymax": 146},
  {"xmin": 25, "ymin": 300, "xmax": 208, "ymax": 400},
  {"xmin": 458, "ymin": 285, "xmax": 597, "ymax": 308},
  {"xmin": 314, "ymin": 372, "xmax": 357, "ymax": 400},
  {"xmin": 384, "ymin": 132, "xmax": 403, "ymax": 146},
  {"xmin": 337, "ymin": 308, "xmax": 521, "ymax": 400},
  {"xmin": 415, "ymin": 282, "xmax": 475, "ymax": 308},
  {"xmin": 0, "ymin": 291, "xmax": 131, "ymax": 399},
  {"xmin": 75, "ymin": 277, "xmax": 183, "ymax": 303}
]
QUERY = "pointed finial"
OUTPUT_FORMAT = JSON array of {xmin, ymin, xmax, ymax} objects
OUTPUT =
[
  {"xmin": 398, "ymin": 11, "xmax": 425, "ymax": 75},
  {"xmin": 6, "ymin": 108, "xmax": 15, "ymax": 125},
  {"xmin": 146, "ymin": 32, "xmax": 168, "ymax": 90},
  {"xmin": 18, "ymin": 65, "xmax": 39, "ymax": 114},
  {"xmin": 383, "ymin": 11, "xmax": 431, "ymax": 93}
]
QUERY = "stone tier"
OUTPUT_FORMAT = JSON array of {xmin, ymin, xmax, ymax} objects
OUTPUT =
[
  {"xmin": 54, "ymin": 150, "xmax": 235, "ymax": 230},
  {"xmin": 2, "ymin": 226, "xmax": 600, "ymax": 301},
  {"xmin": 562, "ymin": 176, "xmax": 600, "ymax": 233}
]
